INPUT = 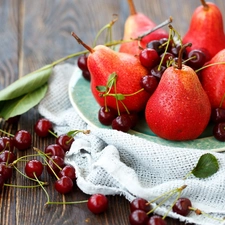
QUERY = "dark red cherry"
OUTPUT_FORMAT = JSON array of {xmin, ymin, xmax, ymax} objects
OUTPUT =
[
  {"xmin": 34, "ymin": 118, "xmax": 53, "ymax": 137},
  {"xmin": 0, "ymin": 150, "xmax": 16, "ymax": 164},
  {"xmin": 129, "ymin": 209, "xmax": 148, "ymax": 225},
  {"xmin": 187, "ymin": 49, "xmax": 207, "ymax": 69},
  {"xmin": 25, "ymin": 159, "xmax": 44, "ymax": 179},
  {"xmin": 146, "ymin": 40, "xmax": 164, "ymax": 55},
  {"xmin": 111, "ymin": 114, "xmax": 132, "ymax": 132},
  {"xmin": 77, "ymin": 55, "xmax": 88, "ymax": 71},
  {"xmin": 0, "ymin": 162, "xmax": 13, "ymax": 181},
  {"xmin": 82, "ymin": 70, "xmax": 91, "ymax": 81},
  {"xmin": 5, "ymin": 115, "xmax": 21, "ymax": 124},
  {"xmin": 130, "ymin": 197, "xmax": 151, "ymax": 213},
  {"xmin": 46, "ymin": 156, "xmax": 65, "ymax": 175},
  {"xmin": 0, "ymin": 136, "xmax": 15, "ymax": 152},
  {"xmin": 13, "ymin": 130, "xmax": 32, "ymax": 151},
  {"xmin": 211, "ymin": 107, "xmax": 225, "ymax": 123},
  {"xmin": 160, "ymin": 52, "xmax": 174, "ymax": 67},
  {"xmin": 57, "ymin": 164, "xmax": 76, "ymax": 181},
  {"xmin": 98, "ymin": 106, "xmax": 118, "ymax": 126},
  {"xmin": 140, "ymin": 75, "xmax": 159, "ymax": 94},
  {"xmin": 150, "ymin": 65, "xmax": 166, "ymax": 80},
  {"xmin": 213, "ymin": 122, "xmax": 225, "ymax": 141},
  {"xmin": 54, "ymin": 176, "xmax": 73, "ymax": 194},
  {"xmin": 87, "ymin": 194, "xmax": 108, "ymax": 214},
  {"xmin": 45, "ymin": 144, "xmax": 65, "ymax": 159},
  {"xmin": 56, "ymin": 134, "xmax": 74, "ymax": 152},
  {"xmin": 147, "ymin": 215, "xmax": 167, "ymax": 225},
  {"xmin": 172, "ymin": 197, "xmax": 192, "ymax": 216},
  {"xmin": 139, "ymin": 48, "xmax": 160, "ymax": 68}
]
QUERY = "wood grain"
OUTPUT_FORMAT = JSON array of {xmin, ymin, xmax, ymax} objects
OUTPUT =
[{"xmin": 0, "ymin": 0, "xmax": 225, "ymax": 224}]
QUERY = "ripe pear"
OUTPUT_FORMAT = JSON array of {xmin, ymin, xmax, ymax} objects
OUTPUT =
[
  {"xmin": 119, "ymin": 0, "xmax": 168, "ymax": 56},
  {"xmin": 182, "ymin": 0, "xmax": 225, "ymax": 60},
  {"xmin": 200, "ymin": 49, "xmax": 225, "ymax": 110},
  {"xmin": 72, "ymin": 33, "xmax": 151, "ymax": 113},
  {"xmin": 145, "ymin": 45, "xmax": 211, "ymax": 141}
]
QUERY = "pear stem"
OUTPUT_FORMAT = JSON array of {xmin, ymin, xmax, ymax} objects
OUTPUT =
[
  {"xmin": 200, "ymin": 0, "xmax": 209, "ymax": 10},
  {"xmin": 127, "ymin": 0, "xmax": 137, "ymax": 15},
  {"xmin": 71, "ymin": 32, "xmax": 94, "ymax": 53},
  {"xmin": 177, "ymin": 43, "xmax": 192, "ymax": 69}
]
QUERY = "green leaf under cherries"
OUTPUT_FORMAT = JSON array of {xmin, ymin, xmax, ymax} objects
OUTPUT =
[
  {"xmin": 0, "ymin": 83, "xmax": 48, "ymax": 120},
  {"xmin": 0, "ymin": 65, "xmax": 52, "ymax": 101},
  {"xmin": 191, "ymin": 153, "xmax": 219, "ymax": 178}
]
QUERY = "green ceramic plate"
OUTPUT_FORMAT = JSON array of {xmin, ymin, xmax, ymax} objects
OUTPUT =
[{"xmin": 68, "ymin": 68, "xmax": 225, "ymax": 152}]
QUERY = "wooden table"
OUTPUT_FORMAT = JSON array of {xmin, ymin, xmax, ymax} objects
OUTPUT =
[{"xmin": 1, "ymin": 0, "xmax": 225, "ymax": 224}]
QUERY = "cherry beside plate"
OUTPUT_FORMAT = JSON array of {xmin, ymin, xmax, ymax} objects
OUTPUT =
[{"xmin": 68, "ymin": 67, "xmax": 225, "ymax": 152}]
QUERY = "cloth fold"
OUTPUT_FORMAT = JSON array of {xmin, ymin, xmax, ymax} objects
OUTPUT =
[{"xmin": 37, "ymin": 63, "xmax": 225, "ymax": 225}]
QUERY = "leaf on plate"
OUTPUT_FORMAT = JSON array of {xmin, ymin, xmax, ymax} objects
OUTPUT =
[
  {"xmin": 191, "ymin": 153, "xmax": 219, "ymax": 178},
  {"xmin": 0, "ymin": 65, "xmax": 52, "ymax": 101},
  {"xmin": 0, "ymin": 83, "xmax": 48, "ymax": 120}
]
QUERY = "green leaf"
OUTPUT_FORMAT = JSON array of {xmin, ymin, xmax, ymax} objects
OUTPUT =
[
  {"xmin": 107, "ymin": 72, "xmax": 117, "ymax": 88},
  {"xmin": 0, "ymin": 65, "xmax": 52, "ymax": 101},
  {"xmin": 192, "ymin": 153, "xmax": 219, "ymax": 178},
  {"xmin": 0, "ymin": 83, "xmax": 48, "ymax": 120},
  {"xmin": 115, "ymin": 93, "xmax": 125, "ymax": 100},
  {"xmin": 96, "ymin": 85, "xmax": 107, "ymax": 92}
]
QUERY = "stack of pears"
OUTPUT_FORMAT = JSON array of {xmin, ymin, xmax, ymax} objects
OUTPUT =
[{"xmin": 74, "ymin": 0, "xmax": 225, "ymax": 142}]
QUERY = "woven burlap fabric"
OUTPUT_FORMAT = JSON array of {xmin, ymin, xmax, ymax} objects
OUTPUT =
[{"xmin": 37, "ymin": 63, "xmax": 225, "ymax": 225}]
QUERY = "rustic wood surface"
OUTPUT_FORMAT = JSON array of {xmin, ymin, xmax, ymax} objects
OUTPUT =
[{"xmin": 0, "ymin": 0, "xmax": 225, "ymax": 224}]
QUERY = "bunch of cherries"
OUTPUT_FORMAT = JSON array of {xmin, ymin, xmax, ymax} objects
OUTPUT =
[
  {"xmin": 0, "ymin": 117, "xmax": 108, "ymax": 214},
  {"xmin": 129, "ymin": 196, "xmax": 192, "ymax": 225}
]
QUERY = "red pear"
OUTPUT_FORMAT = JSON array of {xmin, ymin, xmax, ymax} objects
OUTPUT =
[
  {"xmin": 200, "ymin": 49, "xmax": 225, "ymax": 110},
  {"xmin": 182, "ymin": 0, "xmax": 225, "ymax": 60},
  {"xmin": 72, "ymin": 33, "xmax": 150, "ymax": 113},
  {"xmin": 119, "ymin": 0, "xmax": 168, "ymax": 56},
  {"xmin": 145, "ymin": 44, "xmax": 211, "ymax": 141}
]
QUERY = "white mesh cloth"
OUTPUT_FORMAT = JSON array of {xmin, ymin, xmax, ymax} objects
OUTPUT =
[{"xmin": 38, "ymin": 63, "xmax": 225, "ymax": 225}]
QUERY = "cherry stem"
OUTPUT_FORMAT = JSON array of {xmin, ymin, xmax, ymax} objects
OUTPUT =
[
  {"xmin": 0, "ymin": 129, "xmax": 14, "ymax": 137},
  {"xmin": 195, "ymin": 61, "xmax": 225, "ymax": 73},
  {"xmin": 46, "ymin": 200, "xmax": 88, "ymax": 205},
  {"xmin": 200, "ymin": 0, "xmax": 209, "ymax": 10},
  {"xmin": 138, "ymin": 17, "xmax": 173, "ymax": 40},
  {"xmin": 71, "ymin": 32, "xmax": 94, "ymax": 53},
  {"xmin": 177, "ymin": 42, "xmax": 192, "ymax": 69},
  {"xmin": 4, "ymin": 183, "xmax": 48, "ymax": 188}
]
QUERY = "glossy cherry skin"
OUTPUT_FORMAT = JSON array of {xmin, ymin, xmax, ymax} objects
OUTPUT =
[
  {"xmin": 98, "ymin": 106, "xmax": 117, "ymax": 126},
  {"xmin": 87, "ymin": 194, "xmax": 108, "ymax": 214},
  {"xmin": 139, "ymin": 48, "xmax": 160, "ymax": 69},
  {"xmin": 129, "ymin": 209, "xmax": 148, "ymax": 225},
  {"xmin": 211, "ymin": 108, "xmax": 225, "ymax": 123},
  {"xmin": 0, "ymin": 136, "xmax": 15, "ymax": 152},
  {"xmin": 146, "ymin": 40, "xmax": 164, "ymax": 55},
  {"xmin": 0, "ymin": 162, "xmax": 13, "ymax": 181},
  {"xmin": 57, "ymin": 164, "xmax": 76, "ymax": 181},
  {"xmin": 25, "ymin": 159, "xmax": 44, "ymax": 179},
  {"xmin": 34, "ymin": 118, "xmax": 53, "ymax": 137},
  {"xmin": 54, "ymin": 176, "xmax": 73, "ymax": 194},
  {"xmin": 82, "ymin": 70, "xmax": 91, "ymax": 81},
  {"xmin": 140, "ymin": 75, "xmax": 159, "ymax": 94},
  {"xmin": 0, "ymin": 150, "xmax": 16, "ymax": 164},
  {"xmin": 147, "ymin": 215, "xmax": 167, "ymax": 225},
  {"xmin": 44, "ymin": 144, "xmax": 65, "ymax": 159},
  {"xmin": 56, "ymin": 134, "xmax": 74, "ymax": 152},
  {"xmin": 187, "ymin": 49, "xmax": 207, "ymax": 69},
  {"xmin": 13, "ymin": 130, "xmax": 32, "ymax": 151},
  {"xmin": 130, "ymin": 197, "xmax": 151, "ymax": 213},
  {"xmin": 46, "ymin": 156, "xmax": 65, "ymax": 175},
  {"xmin": 172, "ymin": 197, "xmax": 192, "ymax": 216},
  {"xmin": 77, "ymin": 55, "xmax": 88, "ymax": 71},
  {"xmin": 150, "ymin": 65, "xmax": 166, "ymax": 80},
  {"xmin": 111, "ymin": 114, "xmax": 132, "ymax": 132},
  {"xmin": 213, "ymin": 122, "xmax": 225, "ymax": 141}
]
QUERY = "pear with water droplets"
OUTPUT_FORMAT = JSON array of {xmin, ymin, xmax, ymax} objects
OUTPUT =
[{"xmin": 145, "ymin": 44, "xmax": 211, "ymax": 141}]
